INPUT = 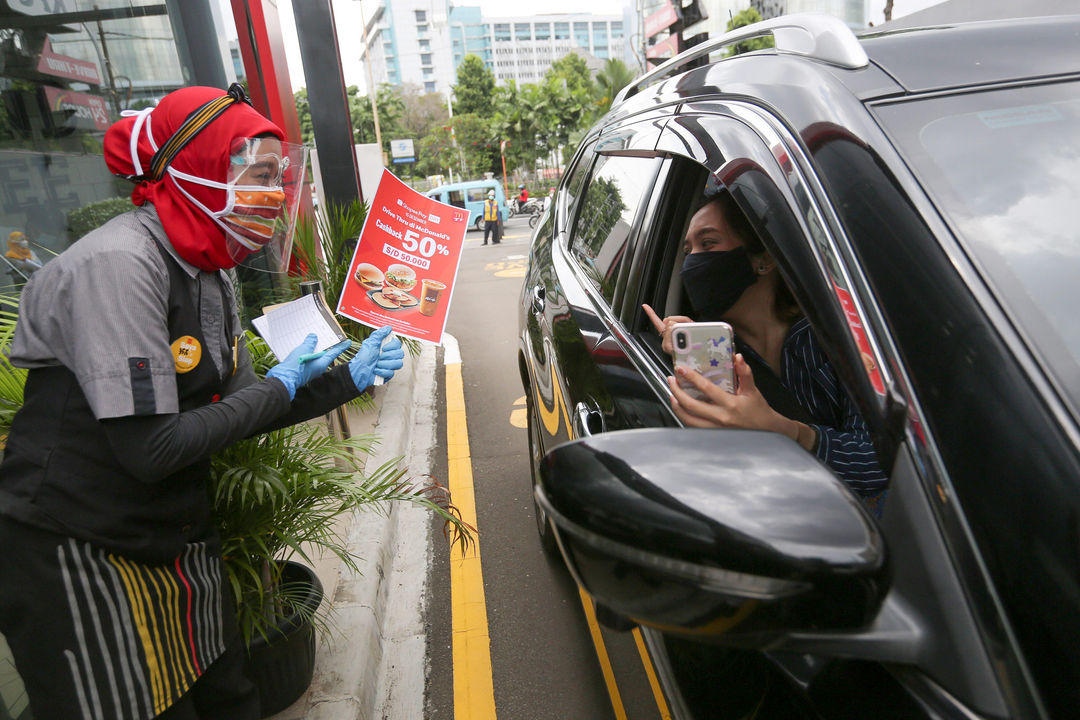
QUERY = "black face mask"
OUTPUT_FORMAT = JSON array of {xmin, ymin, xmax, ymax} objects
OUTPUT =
[{"xmin": 680, "ymin": 248, "xmax": 758, "ymax": 319}]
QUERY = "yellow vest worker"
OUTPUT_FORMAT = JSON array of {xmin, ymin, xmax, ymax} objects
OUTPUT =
[{"xmin": 482, "ymin": 192, "xmax": 500, "ymax": 245}]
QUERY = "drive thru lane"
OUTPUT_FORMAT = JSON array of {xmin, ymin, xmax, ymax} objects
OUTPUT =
[{"xmin": 425, "ymin": 214, "xmax": 667, "ymax": 719}]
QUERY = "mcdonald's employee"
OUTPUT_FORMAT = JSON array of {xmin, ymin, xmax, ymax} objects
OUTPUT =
[
  {"xmin": 482, "ymin": 189, "xmax": 500, "ymax": 245},
  {"xmin": 0, "ymin": 85, "xmax": 404, "ymax": 719}
]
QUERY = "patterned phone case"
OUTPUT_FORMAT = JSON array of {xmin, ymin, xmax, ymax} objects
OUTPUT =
[{"xmin": 672, "ymin": 322, "xmax": 735, "ymax": 399}]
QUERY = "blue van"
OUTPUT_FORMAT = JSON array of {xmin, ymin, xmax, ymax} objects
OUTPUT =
[{"xmin": 425, "ymin": 179, "xmax": 507, "ymax": 231}]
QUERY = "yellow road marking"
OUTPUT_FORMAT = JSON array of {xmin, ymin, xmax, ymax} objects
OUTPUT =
[
  {"xmin": 446, "ymin": 359, "xmax": 498, "ymax": 720},
  {"xmin": 483, "ymin": 260, "xmax": 527, "ymax": 278},
  {"xmin": 578, "ymin": 587, "xmax": 629, "ymax": 720},
  {"xmin": 509, "ymin": 395, "xmax": 527, "ymax": 428},
  {"xmin": 633, "ymin": 628, "xmax": 673, "ymax": 720}
]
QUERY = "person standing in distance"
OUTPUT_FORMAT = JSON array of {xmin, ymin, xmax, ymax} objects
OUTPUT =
[
  {"xmin": 482, "ymin": 189, "xmax": 500, "ymax": 245},
  {"xmin": 0, "ymin": 84, "xmax": 404, "ymax": 720}
]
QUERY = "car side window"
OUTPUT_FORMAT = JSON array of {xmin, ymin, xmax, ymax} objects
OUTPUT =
[
  {"xmin": 466, "ymin": 188, "xmax": 487, "ymax": 203},
  {"xmin": 447, "ymin": 190, "xmax": 465, "ymax": 209},
  {"xmin": 558, "ymin": 144, "xmax": 594, "ymax": 235},
  {"xmin": 568, "ymin": 154, "xmax": 660, "ymax": 304}
]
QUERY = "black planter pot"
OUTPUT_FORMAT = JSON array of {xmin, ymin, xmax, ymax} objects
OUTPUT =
[{"xmin": 247, "ymin": 561, "xmax": 324, "ymax": 718}]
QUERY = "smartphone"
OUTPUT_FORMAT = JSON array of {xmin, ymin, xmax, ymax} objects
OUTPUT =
[{"xmin": 671, "ymin": 321, "xmax": 735, "ymax": 398}]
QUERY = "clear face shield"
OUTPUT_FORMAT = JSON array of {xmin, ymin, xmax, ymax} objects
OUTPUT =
[{"xmin": 222, "ymin": 136, "xmax": 309, "ymax": 273}]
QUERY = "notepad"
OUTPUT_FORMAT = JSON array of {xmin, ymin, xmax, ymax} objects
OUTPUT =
[{"xmin": 252, "ymin": 293, "xmax": 349, "ymax": 362}]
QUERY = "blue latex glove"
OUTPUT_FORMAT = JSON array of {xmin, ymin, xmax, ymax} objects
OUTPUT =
[
  {"xmin": 266, "ymin": 334, "xmax": 351, "ymax": 400},
  {"xmin": 350, "ymin": 326, "xmax": 405, "ymax": 390}
]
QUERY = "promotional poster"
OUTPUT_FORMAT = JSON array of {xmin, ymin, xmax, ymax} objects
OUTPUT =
[{"xmin": 336, "ymin": 169, "xmax": 468, "ymax": 344}]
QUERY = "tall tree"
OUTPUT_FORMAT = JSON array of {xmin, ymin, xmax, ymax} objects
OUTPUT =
[
  {"xmin": 349, "ymin": 84, "xmax": 406, "ymax": 150},
  {"xmin": 293, "ymin": 88, "xmax": 313, "ymax": 145},
  {"xmin": 543, "ymin": 54, "xmax": 596, "ymax": 164},
  {"xmin": 398, "ymin": 83, "xmax": 450, "ymax": 140},
  {"xmin": 453, "ymin": 55, "xmax": 496, "ymax": 116},
  {"xmin": 546, "ymin": 52, "xmax": 596, "ymax": 97},
  {"xmin": 594, "ymin": 58, "xmax": 637, "ymax": 115},
  {"xmin": 725, "ymin": 8, "xmax": 773, "ymax": 56}
]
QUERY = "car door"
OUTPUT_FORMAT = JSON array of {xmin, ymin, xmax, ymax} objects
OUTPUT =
[
  {"xmin": 614, "ymin": 105, "xmax": 1019, "ymax": 719},
  {"xmin": 521, "ymin": 142, "xmax": 668, "ymax": 453}
]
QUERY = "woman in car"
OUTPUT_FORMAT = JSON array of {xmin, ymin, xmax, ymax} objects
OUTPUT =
[{"xmin": 643, "ymin": 189, "xmax": 887, "ymax": 507}]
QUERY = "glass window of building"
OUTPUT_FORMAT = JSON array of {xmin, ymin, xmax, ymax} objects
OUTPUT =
[
  {"xmin": 421, "ymin": 53, "xmax": 432, "ymax": 65},
  {"xmin": 554, "ymin": 22, "xmax": 570, "ymax": 40},
  {"xmin": 420, "ymin": 39, "xmax": 430, "ymax": 50},
  {"xmin": 0, "ymin": 2, "xmax": 208, "ymax": 297},
  {"xmin": 415, "ymin": 9, "xmax": 427, "ymax": 23},
  {"xmin": 535, "ymin": 23, "xmax": 551, "ymax": 40},
  {"xmin": 594, "ymin": 24, "xmax": 608, "ymax": 46},
  {"xmin": 425, "ymin": 81, "xmax": 436, "ymax": 93},
  {"xmin": 612, "ymin": 21, "xmax": 624, "ymax": 38},
  {"xmin": 574, "ymin": 22, "xmax": 590, "ymax": 48},
  {"xmin": 515, "ymin": 23, "xmax": 531, "ymax": 41},
  {"xmin": 494, "ymin": 23, "xmax": 511, "ymax": 41}
]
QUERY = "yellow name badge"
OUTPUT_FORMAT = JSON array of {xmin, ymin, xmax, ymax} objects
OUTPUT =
[{"xmin": 171, "ymin": 335, "xmax": 202, "ymax": 373}]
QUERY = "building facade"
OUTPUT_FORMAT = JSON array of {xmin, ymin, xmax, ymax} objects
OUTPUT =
[
  {"xmin": 450, "ymin": 11, "xmax": 625, "ymax": 86},
  {"xmin": 358, "ymin": 2, "xmax": 626, "ymax": 92},
  {"xmin": 359, "ymin": 0, "xmax": 455, "ymax": 95}
]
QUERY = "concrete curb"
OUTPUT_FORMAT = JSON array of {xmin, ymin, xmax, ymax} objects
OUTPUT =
[{"xmin": 270, "ymin": 341, "xmax": 439, "ymax": 720}]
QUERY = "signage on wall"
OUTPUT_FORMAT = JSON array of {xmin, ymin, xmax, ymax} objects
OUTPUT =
[
  {"xmin": 644, "ymin": 0, "xmax": 679, "ymax": 39},
  {"xmin": 5, "ymin": 0, "xmax": 85, "ymax": 15},
  {"xmin": 6, "ymin": 0, "xmax": 87, "ymax": 14},
  {"xmin": 389, "ymin": 138, "xmax": 415, "ymax": 164},
  {"xmin": 646, "ymin": 33, "xmax": 680, "ymax": 60},
  {"xmin": 43, "ymin": 86, "xmax": 109, "ymax": 131},
  {"xmin": 37, "ymin": 38, "xmax": 101, "ymax": 85}
]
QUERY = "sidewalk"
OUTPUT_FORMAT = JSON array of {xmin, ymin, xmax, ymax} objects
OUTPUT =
[{"xmin": 270, "ymin": 341, "xmax": 441, "ymax": 720}]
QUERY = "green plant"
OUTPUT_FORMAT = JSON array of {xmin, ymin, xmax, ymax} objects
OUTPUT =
[
  {"xmin": 66, "ymin": 196, "xmax": 133, "ymax": 239},
  {"xmin": 211, "ymin": 331, "xmax": 472, "ymax": 643}
]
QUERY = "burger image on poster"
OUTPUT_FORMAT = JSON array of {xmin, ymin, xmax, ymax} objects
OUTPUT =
[
  {"xmin": 354, "ymin": 263, "xmax": 384, "ymax": 291},
  {"xmin": 384, "ymin": 263, "xmax": 417, "ymax": 292},
  {"xmin": 367, "ymin": 262, "xmax": 420, "ymax": 310}
]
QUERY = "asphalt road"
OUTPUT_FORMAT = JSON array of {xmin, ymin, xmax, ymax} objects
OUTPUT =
[{"xmin": 425, "ymin": 214, "xmax": 616, "ymax": 720}]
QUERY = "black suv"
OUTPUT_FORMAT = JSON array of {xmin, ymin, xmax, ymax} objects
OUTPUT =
[{"xmin": 518, "ymin": 13, "xmax": 1080, "ymax": 720}]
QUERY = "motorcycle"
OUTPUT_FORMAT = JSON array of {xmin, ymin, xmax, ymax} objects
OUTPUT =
[{"xmin": 509, "ymin": 197, "xmax": 544, "ymax": 219}]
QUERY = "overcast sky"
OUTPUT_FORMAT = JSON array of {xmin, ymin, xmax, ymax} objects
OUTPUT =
[{"xmin": 224, "ymin": 0, "xmax": 948, "ymax": 93}]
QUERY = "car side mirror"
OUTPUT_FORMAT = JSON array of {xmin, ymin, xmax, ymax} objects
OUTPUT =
[{"xmin": 536, "ymin": 428, "xmax": 888, "ymax": 646}]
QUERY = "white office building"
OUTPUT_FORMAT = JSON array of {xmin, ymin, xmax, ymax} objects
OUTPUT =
[
  {"xmin": 358, "ymin": 0, "xmax": 456, "ymax": 95},
  {"xmin": 457, "ymin": 13, "xmax": 627, "ymax": 86}
]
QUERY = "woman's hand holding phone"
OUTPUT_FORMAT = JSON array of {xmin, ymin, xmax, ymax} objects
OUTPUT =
[
  {"xmin": 642, "ymin": 304, "xmax": 692, "ymax": 355},
  {"xmin": 668, "ymin": 354, "xmax": 817, "ymax": 450}
]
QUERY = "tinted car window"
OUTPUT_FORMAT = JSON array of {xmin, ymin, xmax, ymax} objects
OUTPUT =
[
  {"xmin": 558, "ymin": 145, "xmax": 594, "ymax": 235},
  {"xmin": 569, "ymin": 154, "xmax": 660, "ymax": 303},
  {"xmin": 874, "ymin": 81, "xmax": 1080, "ymax": 414},
  {"xmin": 447, "ymin": 190, "xmax": 465, "ymax": 209}
]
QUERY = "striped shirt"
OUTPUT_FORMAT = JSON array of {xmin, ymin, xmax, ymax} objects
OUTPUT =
[{"xmin": 739, "ymin": 317, "xmax": 888, "ymax": 494}]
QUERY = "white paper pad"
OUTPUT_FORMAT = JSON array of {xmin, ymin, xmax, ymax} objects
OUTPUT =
[{"xmin": 253, "ymin": 294, "xmax": 348, "ymax": 361}]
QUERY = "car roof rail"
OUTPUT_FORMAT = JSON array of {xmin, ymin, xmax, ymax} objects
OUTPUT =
[{"xmin": 615, "ymin": 13, "xmax": 868, "ymax": 104}]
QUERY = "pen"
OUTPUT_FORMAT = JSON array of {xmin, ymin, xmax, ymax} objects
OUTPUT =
[{"xmin": 298, "ymin": 350, "xmax": 327, "ymax": 364}]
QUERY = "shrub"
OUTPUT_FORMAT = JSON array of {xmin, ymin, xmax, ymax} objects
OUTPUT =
[{"xmin": 66, "ymin": 196, "xmax": 133, "ymax": 239}]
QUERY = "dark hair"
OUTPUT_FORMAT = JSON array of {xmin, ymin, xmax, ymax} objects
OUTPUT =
[{"xmin": 699, "ymin": 190, "xmax": 801, "ymax": 321}]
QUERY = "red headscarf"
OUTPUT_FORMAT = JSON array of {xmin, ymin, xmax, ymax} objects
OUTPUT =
[{"xmin": 104, "ymin": 86, "xmax": 282, "ymax": 271}]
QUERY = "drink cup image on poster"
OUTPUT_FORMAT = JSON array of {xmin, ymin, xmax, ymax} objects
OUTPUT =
[{"xmin": 336, "ymin": 169, "xmax": 468, "ymax": 344}]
